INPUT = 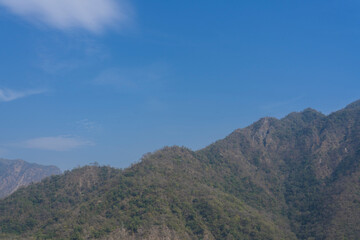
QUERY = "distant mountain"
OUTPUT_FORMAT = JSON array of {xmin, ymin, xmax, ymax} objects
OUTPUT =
[
  {"xmin": 1, "ymin": 100, "xmax": 360, "ymax": 239},
  {"xmin": 0, "ymin": 159, "xmax": 61, "ymax": 199}
]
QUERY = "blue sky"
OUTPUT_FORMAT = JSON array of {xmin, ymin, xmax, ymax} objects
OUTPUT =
[{"xmin": 0, "ymin": 0, "xmax": 359, "ymax": 170}]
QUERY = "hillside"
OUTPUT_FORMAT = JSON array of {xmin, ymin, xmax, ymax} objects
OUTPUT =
[
  {"xmin": 1, "ymin": 101, "xmax": 360, "ymax": 239},
  {"xmin": 0, "ymin": 159, "xmax": 61, "ymax": 199}
]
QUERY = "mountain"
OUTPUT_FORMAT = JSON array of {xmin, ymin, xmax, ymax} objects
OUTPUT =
[
  {"xmin": 1, "ymin": 101, "xmax": 360, "ymax": 239},
  {"xmin": 0, "ymin": 159, "xmax": 61, "ymax": 199}
]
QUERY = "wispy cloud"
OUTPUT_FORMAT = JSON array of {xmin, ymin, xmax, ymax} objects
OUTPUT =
[
  {"xmin": 76, "ymin": 119, "xmax": 102, "ymax": 132},
  {"xmin": 36, "ymin": 37, "xmax": 109, "ymax": 74},
  {"xmin": 0, "ymin": 88, "xmax": 46, "ymax": 102},
  {"xmin": 0, "ymin": 0, "xmax": 132, "ymax": 33},
  {"xmin": 21, "ymin": 136, "xmax": 94, "ymax": 151},
  {"xmin": 94, "ymin": 63, "xmax": 169, "ymax": 90}
]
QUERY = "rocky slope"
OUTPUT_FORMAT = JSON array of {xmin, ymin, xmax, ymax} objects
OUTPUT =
[
  {"xmin": 0, "ymin": 159, "xmax": 61, "ymax": 199},
  {"xmin": 1, "ymin": 100, "xmax": 360, "ymax": 239}
]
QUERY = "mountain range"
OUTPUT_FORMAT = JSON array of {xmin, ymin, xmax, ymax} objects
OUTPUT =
[
  {"xmin": 1, "ymin": 100, "xmax": 360, "ymax": 239},
  {"xmin": 0, "ymin": 159, "xmax": 61, "ymax": 199}
]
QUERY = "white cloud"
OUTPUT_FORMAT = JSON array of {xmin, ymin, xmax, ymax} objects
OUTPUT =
[
  {"xmin": 0, "ymin": 0, "xmax": 132, "ymax": 33},
  {"xmin": 22, "ymin": 136, "xmax": 94, "ymax": 151},
  {"xmin": 0, "ymin": 88, "xmax": 46, "ymax": 102}
]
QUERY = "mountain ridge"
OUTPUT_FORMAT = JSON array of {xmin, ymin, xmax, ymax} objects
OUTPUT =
[
  {"xmin": 1, "ymin": 100, "xmax": 360, "ymax": 239},
  {"xmin": 0, "ymin": 158, "xmax": 61, "ymax": 199}
]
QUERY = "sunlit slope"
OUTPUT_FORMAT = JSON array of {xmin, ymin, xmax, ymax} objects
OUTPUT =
[{"xmin": 2, "ymin": 100, "xmax": 360, "ymax": 239}]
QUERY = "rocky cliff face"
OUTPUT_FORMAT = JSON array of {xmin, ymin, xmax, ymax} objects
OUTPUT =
[{"xmin": 0, "ymin": 159, "xmax": 61, "ymax": 198}]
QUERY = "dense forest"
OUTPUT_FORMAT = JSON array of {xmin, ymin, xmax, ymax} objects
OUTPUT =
[{"xmin": 2, "ymin": 100, "xmax": 360, "ymax": 239}]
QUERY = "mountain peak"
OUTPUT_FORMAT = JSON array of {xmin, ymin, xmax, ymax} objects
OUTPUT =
[
  {"xmin": 0, "ymin": 159, "xmax": 61, "ymax": 199},
  {"xmin": 283, "ymin": 107, "xmax": 325, "ymax": 123},
  {"xmin": 345, "ymin": 99, "xmax": 360, "ymax": 110}
]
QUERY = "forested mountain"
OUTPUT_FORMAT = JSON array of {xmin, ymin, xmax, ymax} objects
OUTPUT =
[
  {"xmin": 2, "ymin": 100, "xmax": 360, "ymax": 239},
  {"xmin": 0, "ymin": 159, "xmax": 61, "ymax": 199}
]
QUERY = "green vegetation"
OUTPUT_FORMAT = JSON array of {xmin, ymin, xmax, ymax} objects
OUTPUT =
[{"xmin": 2, "ymin": 100, "xmax": 360, "ymax": 239}]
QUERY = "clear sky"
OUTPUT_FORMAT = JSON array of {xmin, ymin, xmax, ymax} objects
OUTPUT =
[{"xmin": 0, "ymin": 0, "xmax": 359, "ymax": 170}]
